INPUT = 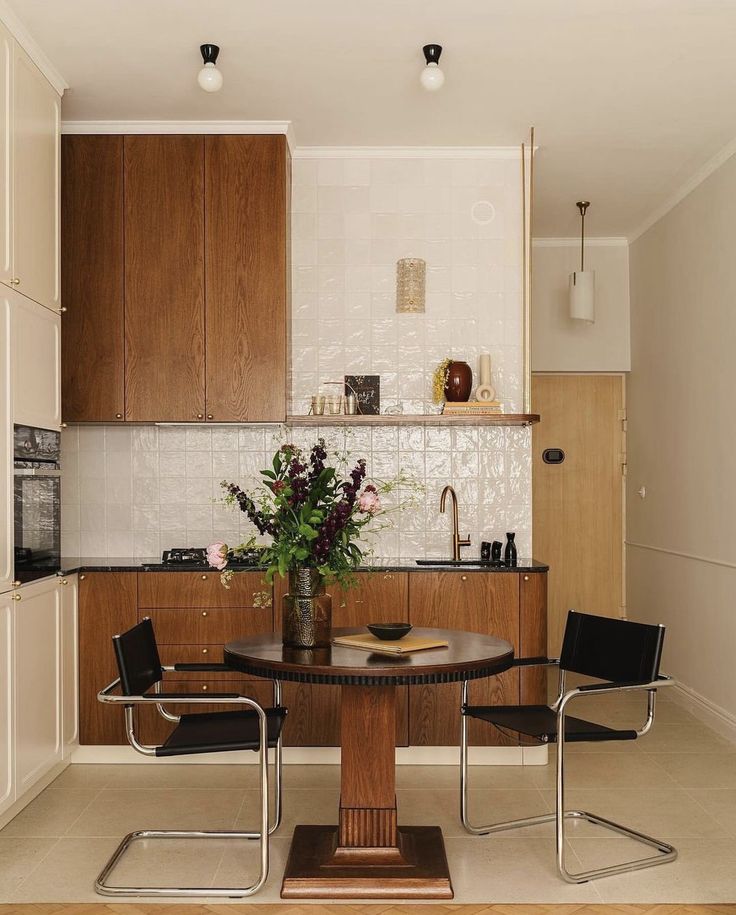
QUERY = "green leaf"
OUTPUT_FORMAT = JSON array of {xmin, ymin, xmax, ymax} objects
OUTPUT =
[
  {"xmin": 295, "ymin": 547, "xmax": 309, "ymax": 560},
  {"xmin": 298, "ymin": 524, "xmax": 319, "ymax": 541}
]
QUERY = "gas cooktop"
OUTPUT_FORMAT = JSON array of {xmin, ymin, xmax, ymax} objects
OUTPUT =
[{"xmin": 161, "ymin": 547, "xmax": 261, "ymax": 567}]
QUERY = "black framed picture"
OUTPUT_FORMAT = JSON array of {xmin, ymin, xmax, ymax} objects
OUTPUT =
[{"xmin": 345, "ymin": 374, "xmax": 380, "ymax": 415}]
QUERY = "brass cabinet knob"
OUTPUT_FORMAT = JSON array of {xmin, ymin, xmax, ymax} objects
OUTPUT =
[
  {"xmin": 202, "ymin": 648, "xmax": 208, "ymax": 654},
  {"xmin": 523, "ymin": 575, "xmax": 530, "ymax": 581},
  {"xmin": 60, "ymin": 579, "xmax": 68, "ymax": 586},
  {"xmin": 201, "ymin": 684, "xmax": 208, "ymax": 691},
  {"xmin": 59, "ymin": 306, "xmax": 67, "ymax": 313},
  {"xmin": 12, "ymin": 593, "xmax": 21, "ymax": 601},
  {"xmin": 10, "ymin": 277, "xmax": 19, "ymax": 285},
  {"xmin": 11, "ymin": 580, "xmax": 21, "ymax": 588},
  {"xmin": 461, "ymin": 574, "xmax": 468, "ymax": 581},
  {"xmin": 383, "ymin": 574, "xmax": 394, "ymax": 580},
  {"xmin": 207, "ymin": 414, "xmax": 213, "ymax": 420},
  {"xmin": 115, "ymin": 413, "xmax": 123, "ymax": 419},
  {"xmin": 201, "ymin": 574, "xmax": 208, "ymax": 580},
  {"xmin": 60, "ymin": 423, "xmax": 68, "ymax": 428},
  {"xmin": 80, "ymin": 574, "xmax": 86, "ymax": 581},
  {"xmin": 202, "ymin": 611, "xmax": 208, "ymax": 617},
  {"xmin": 196, "ymin": 413, "xmax": 204, "ymax": 419}
]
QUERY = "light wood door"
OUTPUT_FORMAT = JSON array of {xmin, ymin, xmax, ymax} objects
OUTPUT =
[
  {"xmin": 532, "ymin": 374, "xmax": 625, "ymax": 656},
  {"xmin": 61, "ymin": 135, "xmax": 125, "ymax": 422},
  {"xmin": 124, "ymin": 135, "xmax": 205, "ymax": 421},
  {"xmin": 408, "ymin": 572, "xmax": 520, "ymax": 747},
  {"xmin": 12, "ymin": 46, "xmax": 59, "ymax": 311},
  {"xmin": 78, "ymin": 572, "xmax": 137, "ymax": 745},
  {"xmin": 11, "ymin": 291, "xmax": 61, "ymax": 430},
  {"xmin": 0, "ymin": 23, "xmax": 12, "ymax": 288},
  {"xmin": 0, "ymin": 595, "xmax": 13, "ymax": 817},
  {"xmin": 13, "ymin": 578, "xmax": 62, "ymax": 793},
  {"xmin": 204, "ymin": 135, "xmax": 289, "ymax": 422},
  {"xmin": 276, "ymin": 572, "xmax": 409, "ymax": 746}
]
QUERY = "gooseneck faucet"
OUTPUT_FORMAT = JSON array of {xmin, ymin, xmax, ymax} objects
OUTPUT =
[{"xmin": 439, "ymin": 485, "xmax": 471, "ymax": 561}]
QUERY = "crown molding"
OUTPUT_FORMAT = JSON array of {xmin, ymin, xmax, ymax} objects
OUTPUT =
[
  {"xmin": 629, "ymin": 134, "xmax": 736, "ymax": 243},
  {"xmin": 0, "ymin": 0, "xmax": 67, "ymax": 94},
  {"xmin": 61, "ymin": 119, "xmax": 296, "ymax": 148},
  {"xmin": 292, "ymin": 145, "xmax": 525, "ymax": 159},
  {"xmin": 532, "ymin": 236, "xmax": 628, "ymax": 248}
]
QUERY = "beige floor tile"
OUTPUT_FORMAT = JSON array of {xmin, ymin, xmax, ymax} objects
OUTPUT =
[
  {"xmin": 539, "ymin": 787, "xmax": 730, "ymax": 839},
  {"xmin": 569, "ymin": 837, "xmax": 736, "ymax": 902},
  {"xmin": 0, "ymin": 838, "xmax": 58, "ymax": 898},
  {"xmin": 396, "ymin": 765, "xmax": 542, "ymax": 790},
  {"xmin": 212, "ymin": 836, "xmax": 292, "ymax": 902},
  {"xmin": 523, "ymin": 752, "xmax": 676, "ymax": 790},
  {"xmin": 443, "ymin": 836, "xmax": 603, "ymax": 902},
  {"xmin": 0, "ymin": 790, "xmax": 100, "ymax": 838},
  {"xmin": 72, "ymin": 762, "xmax": 264, "ymax": 790},
  {"xmin": 649, "ymin": 752, "xmax": 736, "ymax": 789},
  {"xmin": 687, "ymin": 788, "xmax": 736, "ymax": 838},
  {"xmin": 282, "ymin": 764, "xmax": 341, "ymax": 790},
  {"xmin": 8, "ymin": 837, "xmax": 124, "ymax": 903},
  {"xmin": 66, "ymin": 788, "xmax": 245, "ymax": 837},
  {"xmin": 398, "ymin": 787, "xmax": 550, "ymax": 837},
  {"xmin": 103, "ymin": 835, "xmax": 230, "ymax": 892},
  {"xmin": 48, "ymin": 765, "xmax": 119, "ymax": 790},
  {"xmin": 640, "ymin": 723, "xmax": 735, "ymax": 754},
  {"xmin": 235, "ymin": 788, "xmax": 339, "ymax": 833}
]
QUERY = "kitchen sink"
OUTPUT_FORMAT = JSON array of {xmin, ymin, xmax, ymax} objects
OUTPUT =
[{"xmin": 415, "ymin": 559, "xmax": 506, "ymax": 566}]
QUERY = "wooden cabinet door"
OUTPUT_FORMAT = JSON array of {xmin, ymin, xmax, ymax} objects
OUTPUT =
[
  {"xmin": 0, "ymin": 594, "xmax": 13, "ymax": 818},
  {"xmin": 0, "ymin": 23, "xmax": 12, "ymax": 288},
  {"xmin": 61, "ymin": 136, "xmax": 124, "ymax": 422},
  {"xmin": 138, "ymin": 571, "xmax": 271, "ymax": 610},
  {"xmin": 279, "ymin": 572, "xmax": 410, "ymax": 746},
  {"xmin": 408, "ymin": 572, "xmax": 520, "ymax": 747},
  {"xmin": 520, "ymin": 572, "xmax": 548, "ymax": 705},
  {"xmin": 124, "ymin": 136, "xmax": 205, "ymax": 421},
  {"xmin": 12, "ymin": 46, "xmax": 59, "ymax": 311},
  {"xmin": 78, "ymin": 572, "xmax": 137, "ymax": 745},
  {"xmin": 11, "ymin": 291, "xmax": 61, "ymax": 430},
  {"xmin": 13, "ymin": 578, "xmax": 62, "ymax": 793},
  {"xmin": 204, "ymin": 135, "xmax": 289, "ymax": 422}
]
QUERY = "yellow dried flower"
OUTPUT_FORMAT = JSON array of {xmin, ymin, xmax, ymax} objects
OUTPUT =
[{"xmin": 432, "ymin": 358, "xmax": 452, "ymax": 404}]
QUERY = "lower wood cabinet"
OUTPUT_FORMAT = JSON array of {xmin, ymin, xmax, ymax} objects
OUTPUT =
[{"xmin": 0, "ymin": 593, "xmax": 13, "ymax": 818}]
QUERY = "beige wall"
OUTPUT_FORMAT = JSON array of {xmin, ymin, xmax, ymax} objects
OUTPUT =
[
  {"xmin": 628, "ymin": 153, "xmax": 736, "ymax": 718},
  {"xmin": 532, "ymin": 242, "xmax": 630, "ymax": 371}
]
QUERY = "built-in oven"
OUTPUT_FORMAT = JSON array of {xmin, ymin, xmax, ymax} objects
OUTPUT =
[{"xmin": 13, "ymin": 425, "xmax": 61, "ymax": 583}]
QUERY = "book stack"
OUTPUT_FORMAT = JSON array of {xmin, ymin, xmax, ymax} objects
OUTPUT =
[{"xmin": 442, "ymin": 400, "xmax": 504, "ymax": 415}]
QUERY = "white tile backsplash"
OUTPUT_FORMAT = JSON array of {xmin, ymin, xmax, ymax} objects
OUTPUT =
[{"xmin": 62, "ymin": 152, "xmax": 531, "ymax": 561}]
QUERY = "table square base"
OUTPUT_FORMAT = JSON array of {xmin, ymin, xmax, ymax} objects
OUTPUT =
[{"xmin": 281, "ymin": 824, "xmax": 454, "ymax": 899}]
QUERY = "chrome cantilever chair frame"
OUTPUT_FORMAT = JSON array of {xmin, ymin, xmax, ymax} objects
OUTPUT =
[
  {"xmin": 96, "ymin": 674, "xmax": 284, "ymax": 898},
  {"xmin": 460, "ymin": 663, "xmax": 677, "ymax": 884}
]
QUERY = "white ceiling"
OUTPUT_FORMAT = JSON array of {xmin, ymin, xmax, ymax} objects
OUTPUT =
[{"xmin": 11, "ymin": 0, "xmax": 736, "ymax": 236}]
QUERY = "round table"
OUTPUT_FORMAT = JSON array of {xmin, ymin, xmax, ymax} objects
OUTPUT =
[{"xmin": 224, "ymin": 626, "xmax": 514, "ymax": 899}]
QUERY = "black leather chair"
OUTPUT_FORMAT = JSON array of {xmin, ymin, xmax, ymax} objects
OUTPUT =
[
  {"xmin": 460, "ymin": 610, "xmax": 677, "ymax": 883},
  {"xmin": 96, "ymin": 617, "xmax": 287, "ymax": 898}
]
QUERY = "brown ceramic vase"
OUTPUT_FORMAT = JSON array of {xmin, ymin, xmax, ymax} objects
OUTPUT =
[{"xmin": 444, "ymin": 360, "xmax": 473, "ymax": 402}]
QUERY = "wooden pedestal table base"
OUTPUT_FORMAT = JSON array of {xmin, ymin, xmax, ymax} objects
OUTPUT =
[
  {"xmin": 282, "ymin": 685, "xmax": 452, "ymax": 899},
  {"xmin": 223, "ymin": 626, "xmax": 514, "ymax": 901}
]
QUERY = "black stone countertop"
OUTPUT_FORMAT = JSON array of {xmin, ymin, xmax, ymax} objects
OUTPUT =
[{"xmin": 55, "ymin": 556, "xmax": 549, "ymax": 575}]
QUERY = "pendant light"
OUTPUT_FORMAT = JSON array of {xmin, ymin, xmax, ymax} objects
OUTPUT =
[
  {"xmin": 569, "ymin": 201, "xmax": 595, "ymax": 323},
  {"xmin": 198, "ymin": 44, "xmax": 223, "ymax": 92}
]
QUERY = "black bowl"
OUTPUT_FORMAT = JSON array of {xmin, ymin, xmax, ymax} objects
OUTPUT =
[{"xmin": 367, "ymin": 622, "xmax": 413, "ymax": 641}]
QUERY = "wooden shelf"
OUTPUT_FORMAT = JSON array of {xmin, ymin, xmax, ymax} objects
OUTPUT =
[{"xmin": 286, "ymin": 413, "xmax": 540, "ymax": 427}]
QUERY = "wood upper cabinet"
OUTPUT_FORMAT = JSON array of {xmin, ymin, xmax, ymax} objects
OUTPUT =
[
  {"xmin": 78, "ymin": 572, "xmax": 137, "ymax": 745},
  {"xmin": 408, "ymin": 572, "xmax": 521, "ymax": 747},
  {"xmin": 61, "ymin": 136, "xmax": 124, "ymax": 422},
  {"xmin": 60, "ymin": 133, "xmax": 290, "ymax": 423},
  {"xmin": 124, "ymin": 135, "xmax": 205, "ymax": 421},
  {"xmin": 204, "ymin": 135, "xmax": 289, "ymax": 422},
  {"xmin": 11, "ymin": 45, "xmax": 60, "ymax": 312}
]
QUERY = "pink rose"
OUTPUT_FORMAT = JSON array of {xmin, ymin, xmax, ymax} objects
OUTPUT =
[
  {"xmin": 206, "ymin": 541, "xmax": 228, "ymax": 570},
  {"xmin": 358, "ymin": 489, "xmax": 381, "ymax": 515}
]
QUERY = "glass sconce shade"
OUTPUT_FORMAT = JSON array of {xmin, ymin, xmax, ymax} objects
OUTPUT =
[
  {"xmin": 569, "ymin": 269, "xmax": 595, "ymax": 322},
  {"xmin": 396, "ymin": 257, "xmax": 426, "ymax": 313}
]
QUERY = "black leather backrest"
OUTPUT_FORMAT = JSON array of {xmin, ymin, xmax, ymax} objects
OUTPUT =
[
  {"xmin": 559, "ymin": 611, "xmax": 665, "ymax": 683},
  {"xmin": 113, "ymin": 617, "xmax": 163, "ymax": 696}
]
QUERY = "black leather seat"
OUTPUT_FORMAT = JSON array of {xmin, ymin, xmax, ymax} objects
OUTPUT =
[
  {"xmin": 96, "ymin": 616, "xmax": 286, "ymax": 898},
  {"xmin": 460, "ymin": 610, "xmax": 677, "ymax": 884}
]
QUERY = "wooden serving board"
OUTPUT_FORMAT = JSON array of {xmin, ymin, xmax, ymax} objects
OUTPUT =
[{"xmin": 332, "ymin": 633, "xmax": 449, "ymax": 655}]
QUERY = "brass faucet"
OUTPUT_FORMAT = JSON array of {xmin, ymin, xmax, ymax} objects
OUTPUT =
[{"xmin": 439, "ymin": 485, "xmax": 471, "ymax": 561}]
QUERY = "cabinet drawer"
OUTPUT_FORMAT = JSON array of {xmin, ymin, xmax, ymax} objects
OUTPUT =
[
  {"xmin": 138, "ymin": 572, "xmax": 272, "ymax": 609},
  {"xmin": 158, "ymin": 643, "xmax": 245, "ymax": 680},
  {"xmin": 141, "ymin": 607, "xmax": 272, "ymax": 644}
]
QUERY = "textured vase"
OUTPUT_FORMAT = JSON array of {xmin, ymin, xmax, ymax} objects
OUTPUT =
[
  {"xmin": 444, "ymin": 360, "xmax": 473, "ymax": 402},
  {"xmin": 282, "ymin": 566, "xmax": 332, "ymax": 649}
]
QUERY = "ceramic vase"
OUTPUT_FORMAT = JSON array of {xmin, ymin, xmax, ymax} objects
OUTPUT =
[
  {"xmin": 282, "ymin": 566, "xmax": 332, "ymax": 648},
  {"xmin": 444, "ymin": 360, "xmax": 473, "ymax": 402}
]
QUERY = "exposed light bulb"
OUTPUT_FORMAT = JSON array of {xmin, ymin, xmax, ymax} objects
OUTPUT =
[
  {"xmin": 198, "ymin": 62, "xmax": 223, "ymax": 92},
  {"xmin": 198, "ymin": 44, "xmax": 222, "ymax": 92},
  {"xmin": 420, "ymin": 44, "xmax": 444, "ymax": 91}
]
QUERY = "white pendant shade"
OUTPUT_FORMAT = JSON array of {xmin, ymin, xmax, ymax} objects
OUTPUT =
[{"xmin": 569, "ymin": 269, "xmax": 595, "ymax": 322}]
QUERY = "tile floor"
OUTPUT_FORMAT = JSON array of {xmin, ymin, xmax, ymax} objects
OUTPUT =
[{"xmin": 2, "ymin": 690, "xmax": 736, "ymax": 904}]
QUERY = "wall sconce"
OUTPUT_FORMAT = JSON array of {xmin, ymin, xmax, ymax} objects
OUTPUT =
[
  {"xmin": 420, "ymin": 44, "xmax": 445, "ymax": 91},
  {"xmin": 569, "ymin": 201, "xmax": 595, "ymax": 322},
  {"xmin": 198, "ymin": 44, "xmax": 223, "ymax": 92},
  {"xmin": 396, "ymin": 257, "xmax": 426, "ymax": 313}
]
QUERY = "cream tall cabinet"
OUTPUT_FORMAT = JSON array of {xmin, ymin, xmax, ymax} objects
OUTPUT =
[
  {"xmin": 0, "ymin": 294, "xmax": 11, "ymax": 594},
  {"xmin": 10, "ymin": 291, "xmax": 61, "ymax": 430},
  {"xmin": 0, "ymin": 20, "xmax": 60, "ymax": 311}
]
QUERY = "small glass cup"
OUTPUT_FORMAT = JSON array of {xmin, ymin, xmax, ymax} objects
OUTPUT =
[
  {"xmin": 311, "ymin": 395, "xmax": 326, "ymax": 416},
  {"xmin": 344, "ymin": 394, "xmax": 358, "ymax": 415},
  {"xmin": 327, "ymin": 394, "xmax": 343, "ymax": 415}
]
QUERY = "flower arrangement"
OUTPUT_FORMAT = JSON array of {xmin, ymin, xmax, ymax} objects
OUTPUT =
[
  {"xmin": 210, "ymin": 439, "xmax": 418, "ymax": 588},
  {"xmin": 432, "ymin": 357, "xmax": 452, "ymax": 403}
]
